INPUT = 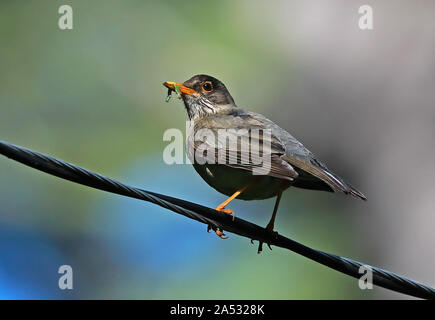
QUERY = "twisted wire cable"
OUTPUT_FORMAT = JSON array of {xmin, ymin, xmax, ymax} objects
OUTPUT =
[{"xmin": 1, "ymin": 140, "xmax": 434, "ymax": 299}]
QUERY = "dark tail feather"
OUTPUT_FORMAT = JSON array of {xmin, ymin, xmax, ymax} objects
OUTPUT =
[
  {"xmin": 347, "ymin": 185, "xmax": 367, "ymax": 201},
  {"xmin": 324, "ymin": 169, "xmax": 367, "ymax": 201},
  {"xmin": 322, "ymin": 169, "xmax": 367, "ymax": 201},
  {"xmin": 282, "ymin": 154, "xmax": 367, "ymax": 200}
]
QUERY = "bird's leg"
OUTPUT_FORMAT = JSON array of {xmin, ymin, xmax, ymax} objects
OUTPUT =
[
  {"xmin": 266, "ymin": 190, "xmax": 282, "ymax": 231},
  {"xmin": 257, "ymin": 191, "xmax": 282, "ymax": 253},
  {"xmin": 215, "ymin": 185, "xmax": 249, "ymax": 220},
  {"xmin": 211, "ymin": 185, "xmax": 249, "ymax": 239}
]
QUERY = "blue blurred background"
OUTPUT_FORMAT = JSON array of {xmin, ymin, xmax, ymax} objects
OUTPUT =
[{"xmin": 1, "ymin": 0, "xmax": 434, "ymax": 299}]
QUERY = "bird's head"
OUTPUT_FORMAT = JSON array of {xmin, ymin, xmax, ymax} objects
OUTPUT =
[{"xmin": 163, "ymin": 74, "xmax": 236, "ymax": 120}]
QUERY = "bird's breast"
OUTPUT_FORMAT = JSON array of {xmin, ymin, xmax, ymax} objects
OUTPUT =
[{"xmin": 192, "ymin": 163, "xmax": 290, "ymax": 200}]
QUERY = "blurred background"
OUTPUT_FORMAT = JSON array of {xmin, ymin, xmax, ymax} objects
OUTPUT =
[{"xmin": 0, "ymin": 0, "xmax": 434, "ymax": 299}]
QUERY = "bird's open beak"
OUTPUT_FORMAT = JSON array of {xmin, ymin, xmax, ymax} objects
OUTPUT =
[{"xmin": 163, "ymin": 81, "xmax": 199, "ymax": 96}]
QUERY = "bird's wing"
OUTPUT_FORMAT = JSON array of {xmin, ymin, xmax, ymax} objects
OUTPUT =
[
  {"xmin": 246, "ymin": 111, "xmax": 366, "ymax": 200},
  {"xmin": 190, "ymin": 111, "xmax": 298, "ymax": 181}
]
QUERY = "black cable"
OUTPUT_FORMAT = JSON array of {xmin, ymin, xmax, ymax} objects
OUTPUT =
[{"xmin": 1, "ymin": 140, "xmax": 434, "ymax": 299}]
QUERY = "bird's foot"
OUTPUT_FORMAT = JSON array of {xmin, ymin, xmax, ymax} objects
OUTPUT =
[
  {"xmin": 256, "ymin": 241, "xmax": 273, "ymax": 254},
  {"xmin": 215, "ymin": 206, "xmax": 235, "ymax": 221},
  {"xmin": 207, "ymin": 224, "xmax": 228, "ymax": 239},
  {"xmin": 215, "ymin": 229, "xmax": 228, "ymax": 239},
  {"xmin": 266, "ymin": 219, "xmax": 275, "ymax": 232},
  {"xmin": 256, "ymin": 225, "xmax": 278, "ymax": 254}
]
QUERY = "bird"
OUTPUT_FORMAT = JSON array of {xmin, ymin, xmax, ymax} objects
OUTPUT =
[{"xmin": 163, "ymin": 74, "xmax": 366, "ymax": 244}]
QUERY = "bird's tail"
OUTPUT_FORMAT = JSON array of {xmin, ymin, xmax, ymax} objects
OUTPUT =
[
  {"xmin": 282, "ymin": 155, "xmax": 367, "ymax": 200},
  {"xmin": 323, "ymin": 168, "xmax": 367, "ymax": 200},
  {"xmin": 347, "ymin": 184, "xmax": 367, "ymax": 201}
]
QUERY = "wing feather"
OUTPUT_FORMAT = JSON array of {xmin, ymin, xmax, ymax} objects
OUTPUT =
[{"xmin": 190, "ymin": 116, "xmax": 298, "ymax": 181}]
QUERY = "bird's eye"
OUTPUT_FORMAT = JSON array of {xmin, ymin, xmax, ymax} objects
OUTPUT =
[{"xmin": 202, "ymin": 81, "xmax": 213, "ymax": 92}]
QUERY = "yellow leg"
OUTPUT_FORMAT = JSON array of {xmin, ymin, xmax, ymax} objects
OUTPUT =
[
  {"xmin": 215, "ymin": 185, "xmax": 249, "ymax": 215},
  {"xmin": 214, "ymin": 185, "xmax": 249, "ymax": 239}
]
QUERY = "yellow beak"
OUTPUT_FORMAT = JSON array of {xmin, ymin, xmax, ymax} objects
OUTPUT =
[{"xmin": 163, "ymin": 81, "xmax": 199, "ymax": 96}]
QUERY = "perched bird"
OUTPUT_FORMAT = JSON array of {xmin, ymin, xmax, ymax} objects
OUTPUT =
[{"xmin": 163, "ymin": 75, "xmax": 366, "ymax": 241}]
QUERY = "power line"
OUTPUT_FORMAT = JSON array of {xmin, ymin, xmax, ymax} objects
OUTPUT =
[{"xmin": 1, "ymin": 140, "xmax": 434, "ymax": 299}]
